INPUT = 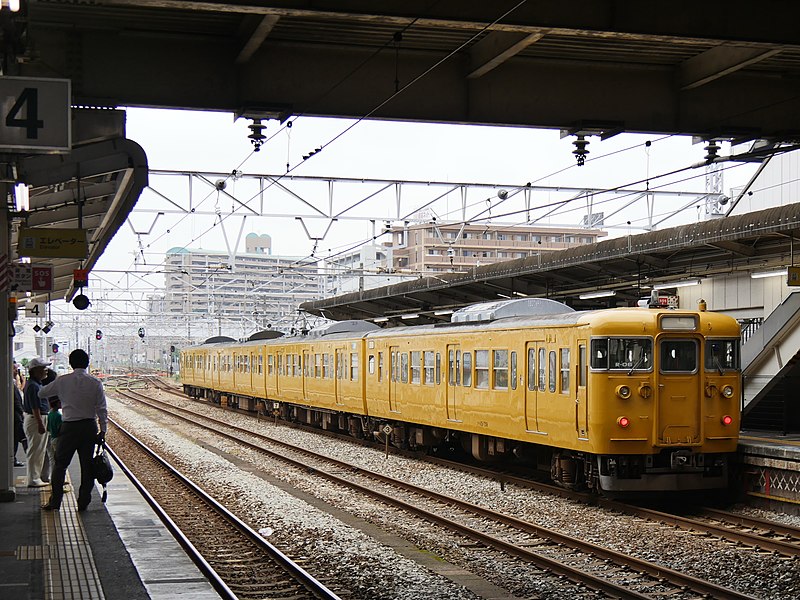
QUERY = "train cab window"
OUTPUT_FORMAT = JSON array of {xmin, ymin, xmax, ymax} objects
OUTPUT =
[
  {"xmin": 368, "ymin": 354, "xmax": 375, "ymax": 376},
  {"xmin": 411, "ymin": 351, "xmax": 421, "ymax": 384},
  {"xmin": 705, "ymin": 339, "xmax": 740, "ymax": 372},
  {"xmin": 424, "ymin": 351, "xmax": 434, "ymax": 385},
  {"xmin": 462, "ymin": 352, "xmax": 472, "ymax": 387},
  {"xmin": 350, "ymin": 352, "xmax": 359, "ymax": 380},
  {"xmin": 268, "ymin": 355, "xmax": 274, "ymax": 375},
  {"xmin": 538, "ymin": 348, "xmax": 546, "ymax": 391},
  {"xmin": 660, "ymin": 339, "xmax": 697, "ymax": 373},
  {"xmin": 548, "ymin": 351, "xmax": 557, "ymax": 392},
  {"xmin": 493, "ymin": 350, "xmax": 509, "ymax": 390},
  {"xmin": 436, "ymin": 352, "xmax": 441, "ymax": 384},
  {"xmin": 591, "ymin": 338, "xmax": 652, "ymax": 371},
  {"xmin": 378, "ymin": 352, "xmax": 384, "ymax": 382},
  {"xmin": 527, "ymin": 348, "xmax": 536, "ymax": 391},
  {"xmin": 510, "ymin": 352, "xmax": 517, "ymax": 390},
  {"xmin": 560, "ymin": 349, "xmax": 570, "ymax": 394},
  {"xmin": 401, "ymin": 353, "xmax": 409, "ymax": 384},
  {"xmin": 475, "ymin": 350, "xmax": 489, "ymax": 389}
]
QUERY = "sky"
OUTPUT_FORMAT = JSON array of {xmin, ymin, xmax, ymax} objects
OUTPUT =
[{"xmin": 95, "ymin": 107, "xmax": 758, "ymax": 285}]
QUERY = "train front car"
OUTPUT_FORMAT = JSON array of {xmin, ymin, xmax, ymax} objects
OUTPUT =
[{"xmin": 580, "ymin": 304, "xmax": 741, "ymax": 494}]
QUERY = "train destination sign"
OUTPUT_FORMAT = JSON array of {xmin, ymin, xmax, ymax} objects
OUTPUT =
[
  {"xmin": 0, "ymin": 76, "xmax": 71, "ymax": 153},
  {"xmin": 17, "ymin": 227, "xmax": 88, "ymax": 259}
]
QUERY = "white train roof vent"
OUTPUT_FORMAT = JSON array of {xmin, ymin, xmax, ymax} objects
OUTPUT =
[
  {"xmin": 307, "ymin": 319, "xmax": 381, "ymax": 338},
  {"xmin": 451, "ymin": 298, "xmax": 574, "ymax": 323}
]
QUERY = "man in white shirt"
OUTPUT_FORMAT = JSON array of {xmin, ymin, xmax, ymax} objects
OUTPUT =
[{"xmin": 39, "ymin": 349, "xmax": 108, "ymax": 512}]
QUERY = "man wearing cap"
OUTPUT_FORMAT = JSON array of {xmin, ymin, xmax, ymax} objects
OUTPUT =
[
  {"xmin": 22, "ymin": 357, "xmax": 51, "ymax": 487},
  {"xmin": 40, "ymin": 349, "xmax": 107, "ymax": 512}
]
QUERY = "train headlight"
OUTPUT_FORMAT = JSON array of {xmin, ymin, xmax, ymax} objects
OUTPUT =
[
  {"xmin": 721, "ymin": 385, "xmax": 734, "ymax": 398},
  {"xmin": 616, "ymin": 385, "xmax": 632, "ymax": 399},
  {"xmin": 721, "ymin": 414, "xmax": 733, "ymax": 426},
  {"xmin": 617, "ymin": 416, "xmax": 630, "ymax": 428}
]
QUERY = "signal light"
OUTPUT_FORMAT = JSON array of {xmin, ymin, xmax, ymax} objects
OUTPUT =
[
  {"xmin": 721, "ymin": 415, "xmax": 733, "ymax": 426},
  {"xmin": 617, "ymin": 416, "xmax": 630, "ymax": 428},
  {"xmin": 96, "ymin": 329, "xmax": 103, "ymax": 340},
  {"xmin": 52, "ymin": 343, "xmax": 59, "ymax": 354}
]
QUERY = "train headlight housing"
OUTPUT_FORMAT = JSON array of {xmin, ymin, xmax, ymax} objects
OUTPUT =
[
  {"xmin": 721, "ymin": 414, "xmax": 733, "ymax": 426},
  {"xmin": 721, "ymin": 385, "xmax": 734, "ymax": 398},
  {"xmin": 617, "ymin": 416, "xmax": 630, "ymax": 428},
  {"xmin": 616, "ymin": 385, "xmax": 632, "ymax": 399},
  {"xmin": 638, "ymin": 384, "xmax": 652, "ymax": 399}
]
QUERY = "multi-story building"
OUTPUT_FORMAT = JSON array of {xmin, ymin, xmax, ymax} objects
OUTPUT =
[
  {"xmin": 324, "ymin": 244, "xmax": 417, "ymax": 295},
  {"xmin": 163, "ymin": 233, "xmax": 322, "ymax": 333},
  {"xmin": 388, "ymin": 223, "xmax": 607, "ymax": 273}
]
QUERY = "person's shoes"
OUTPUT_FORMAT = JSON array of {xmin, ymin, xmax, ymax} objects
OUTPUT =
[
  {"xmin": 41, "ymin": 503, "xmax": 60, "ymax": 511},
  {"xmin": 28, "ymin": 479, "xmax": 47, "ymax": 487},
  {"xmin": 41, "ymin": 478, "xmax": 50, "ymax": 483},
  {"xmin": 77, "ymin": 503, "xmax": 89, "ymax": 512},
  {"xmin": 13, "ymin": 460, "xmax": 24, "ymax": 467}
]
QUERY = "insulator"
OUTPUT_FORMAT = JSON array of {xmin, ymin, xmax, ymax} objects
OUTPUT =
[{"xmin": 572, "ymin": 135, "xmax": 590, "ymax": 166}]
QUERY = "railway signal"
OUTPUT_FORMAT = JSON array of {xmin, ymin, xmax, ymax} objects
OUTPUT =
[{"xmin": 96, "ymin": 329, "xmax": 103, "ymax": 340}]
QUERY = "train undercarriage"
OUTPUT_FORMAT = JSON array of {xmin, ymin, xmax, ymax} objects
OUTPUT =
[{"xmin": 183, "ymin": 385, "xmax": 730, "ymax": 494}]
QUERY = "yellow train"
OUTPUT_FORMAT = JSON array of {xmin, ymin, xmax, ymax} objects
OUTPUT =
[{"xmin": 180, "ymin": 298, "xmax": 741, "ymax": 493}]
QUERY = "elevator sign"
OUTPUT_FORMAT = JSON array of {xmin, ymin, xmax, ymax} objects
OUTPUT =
[{"xmin": 0, "ymin": 77, "xmax": 71, "ymax": 153}]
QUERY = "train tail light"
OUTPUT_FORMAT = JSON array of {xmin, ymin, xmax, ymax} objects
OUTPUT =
[
  {"xmin": 617, "ymin": 416, "xmax": 630, "ymax": 428},
  {"xmin": 721, "ymin": 415, "xmax": 733, "ymax": 426}
]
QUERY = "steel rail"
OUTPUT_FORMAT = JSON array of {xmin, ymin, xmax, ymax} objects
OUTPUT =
[{"xmin": 120, "ymin": 386, "xmax": 758, "ymax": 600}]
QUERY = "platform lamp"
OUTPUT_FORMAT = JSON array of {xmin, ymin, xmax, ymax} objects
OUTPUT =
[{"xmin": 72, "ymin": 268, "xmax": 91, "ymax": 310}]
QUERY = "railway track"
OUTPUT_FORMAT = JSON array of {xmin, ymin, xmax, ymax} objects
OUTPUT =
[
  {"xmin": 144, "ymin": 375, "xmax": 800, "ymax": 558},
  {"xmin": 114, "ymin": 383, "xmax": 763, "ymax": 600},
  {"xmin": 106, "ymin": 418, "xmax": 342, "ymax": 600}
]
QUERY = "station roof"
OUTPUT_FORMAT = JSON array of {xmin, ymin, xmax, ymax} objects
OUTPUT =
[
  {"xmin": 13, "ymin": 137, "xmax": 148, "ymax": 305},
  {"xmin": 300, "ymin": 202, "xmax": 800, "ymax": 324},
  {"xmin": 21, "ymin": 1, "xmax": 800, "ymax": 140}
]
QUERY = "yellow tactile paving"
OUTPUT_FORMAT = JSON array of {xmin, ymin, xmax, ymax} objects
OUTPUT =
[{"xmin": 25, "ymin": 476, "xmax": 106, "ymax": 600}]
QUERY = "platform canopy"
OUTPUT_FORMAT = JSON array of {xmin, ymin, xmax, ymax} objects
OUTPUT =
[{"xmin": 12, "ymin": 136, "xmax": 148, "ymax": 305}]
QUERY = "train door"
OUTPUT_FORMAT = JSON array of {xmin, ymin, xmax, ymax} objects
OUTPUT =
[
  {"xmin": 388, "ymin": 346, "xmax": 398, "ymax": 412},
  {"xmin": 524, "ymin": 342, "xmax": 539, "ymax": 431},
  {"xmin": 446, "ymin": 344, "xmax": 461, "ymax": 421},
  {"xmin": 302, "ymin": 351, "xmax": 310, "ymax": 400},
  {"xmin": 335, "ymin": 348, "xmax": 344, "ymax": 406},
  {"xmin": 656, "ymin": 336, "xmax": 701, "ymax": 445},
  {"xmin": 575, "ymin": 340, "xmax": 588, "ymax": 439}
]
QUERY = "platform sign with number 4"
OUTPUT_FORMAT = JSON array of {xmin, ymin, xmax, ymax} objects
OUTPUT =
[
  {"xmin": 26, "ymin": 302, "xmax": 45, "ymax": 318},
  {"xmin": 0, "ymin": 77, "xmax": 70, "ymax": 153}
]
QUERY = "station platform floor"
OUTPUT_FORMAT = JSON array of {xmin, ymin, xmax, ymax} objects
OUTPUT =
[
  {"xmin": 0, "ymin": 449, "xmax": 221, "ymax": 600},
  {"xmin": 737, "ymin": 430, "xmax": 800, "ymax": 510}
]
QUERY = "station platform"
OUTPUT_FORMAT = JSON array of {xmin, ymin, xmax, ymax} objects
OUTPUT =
[
  {"xmin": 0, "ymin": 450, "xmax": 220, "ymax": 600},
  {"xmin": 737, "ymin": 431, "xmax": 800, "ymax": 512}
]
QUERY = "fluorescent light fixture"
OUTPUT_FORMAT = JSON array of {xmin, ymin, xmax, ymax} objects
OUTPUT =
[
  {"xmin": 579, "ymin": 290, "xmax": 616, "ymax": 300},
  {"xmin": 433, "ymin": 309, "xmax": 453, "ymax": 316},
  {"xmin": 751, "ymin": 269, "xmax": 787, "ymax": 279},
  {"xmin": 653, "ymin": 279, "xmax": 701, "ymax": 290},
  {"xmin": 400, "ymin": 313, "xmax": 419, "ymax": 320},
  {"xmin": 373, "ymin": 317, "xmax": 389, "ymax": 322}
]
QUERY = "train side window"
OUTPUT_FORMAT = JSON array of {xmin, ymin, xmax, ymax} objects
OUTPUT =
[
  {"xmin": 323, "ymin": 354, "xmax": 330, "ymax": 379},
  {"xmin": 368, "ymin": 354, "xmax": 375, "ymax": 376},
  {"xmin": 510, "ymin": 351, "xmax": 517, "ymax": 390},
  {"xmin": 527, "ymin": 348, "xmax": 536, "ymax": 390},
  {"xmin": 424, "ymin": 351, "xmax": 434, "ymax": 385},
  {"xmin": 314, "ymin": 354, "xmax": 321, "ymax": 378},
  {"xmin": 378, "ymin": 352, "xmax": 384, "ymax": 382},
  {"xmin": 462, "ymin": 352, "xmax": 472, "ymax": 387},
  {"xmin": 538, "ymin": 348, "xmax": 546, "ymax": 391},
  {"xmin": 548, "ymin": 351, "xmax": 557, "ymax": 392},
  {"xmin": 560, "ymin": 348, "xmax": 570, "ymax": 394},
  {"xmin": 401, "ymin": 353, "xmax": 409, "ymax": 384},
  {"xmin": 268, "ymin": 355, "xmax": 274, "ymax": 375},
  {"xmin": 475, "ymin": 350, "xmax": 489, "ymax": 389},
  {"xmin": 258, "ymin": 355, "xmax": 263, "ymax": 375},
  {"xmin": 411, "ymin": 351, "xmax": 421, "ymax": 384},
  {"xmin": 578, "ymin": 345, "xmax": 586, "ymax": 387},
  {"xmin": 493, "ymin": 350, "xmax": 509, "ymax": 390},
  {"xmin": 350, "ymin": 352, "xmax": 358, "ymax": 381},
  {"xmin": 435, "ymin": 352, "xmax": 441, "ymax": 384}
]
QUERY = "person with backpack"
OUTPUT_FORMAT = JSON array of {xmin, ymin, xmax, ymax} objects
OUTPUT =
[{"xmin": 39, "ymin": 349, "xmax": 107, "ymax": 512}]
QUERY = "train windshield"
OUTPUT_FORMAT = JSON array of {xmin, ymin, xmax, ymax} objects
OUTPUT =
[
  {"xmin": 705, "ymin": 339, "xmax": 740, "ymax": 372},
  {"xmin": 590, "ymin": 338, "xmax": 652, "ymax": 371}
]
